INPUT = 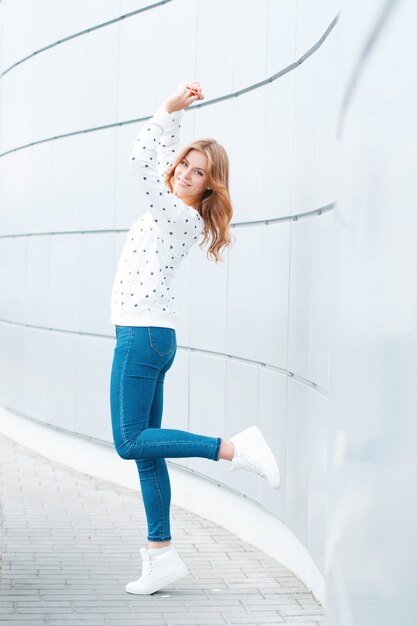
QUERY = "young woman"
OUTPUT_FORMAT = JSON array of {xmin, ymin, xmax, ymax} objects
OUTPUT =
[{"xmin": 110, "ymin": 81, "xmax": 280, "ymax": 595}]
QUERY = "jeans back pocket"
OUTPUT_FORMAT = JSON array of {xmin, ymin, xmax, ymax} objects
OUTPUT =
[{"xmin": 147, "ymin": 327, "xmax": 175, "ymax": 357}]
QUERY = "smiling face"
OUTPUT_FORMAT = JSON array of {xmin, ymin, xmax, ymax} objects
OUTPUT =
[{"xmin": 172, "ymin": 149, "xmax": 209, "ymax": 207}]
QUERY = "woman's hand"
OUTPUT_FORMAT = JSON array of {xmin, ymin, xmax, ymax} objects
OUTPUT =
[{"xmin": 162, "ymin": 81, "xmax": 205, "ymax": 114}]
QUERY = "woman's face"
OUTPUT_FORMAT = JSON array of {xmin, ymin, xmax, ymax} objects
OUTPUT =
[{"xmin": 172, "ymin": 149, "xmax": 209, "ymax": 206}]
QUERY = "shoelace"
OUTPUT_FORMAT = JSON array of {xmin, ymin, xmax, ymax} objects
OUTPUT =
[
  {"xmin": 236, "ymin": 451, "xmax": 265, "ymax": 477},
  {"xmin": 139, "ymin": 555, "xmax": 156, "ymax": 582}
]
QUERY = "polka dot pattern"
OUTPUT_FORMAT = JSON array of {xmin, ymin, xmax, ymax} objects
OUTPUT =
[{"xmin": 111, "ymin": 107, "xmax": 204, "ymax": 330}]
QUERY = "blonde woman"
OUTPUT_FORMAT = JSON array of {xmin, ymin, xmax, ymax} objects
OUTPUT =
[{"xmin": 110, "ymin": 81, "xmax": 280, "ymax": 595}]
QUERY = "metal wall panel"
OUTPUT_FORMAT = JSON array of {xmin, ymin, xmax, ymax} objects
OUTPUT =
[
  {"xmin": 262, "ymin": 76, "xmax": 295, "ymax": 220},
  {"xmin": 194, "ymin": 0, "xmax": 234, "ymax": 99},
  {"xmin": 48, "ymin": 234, "xmax": 80, "ymax": 331},
  {"xmin": 74, "ymin": 333, "xmax": 114, "ymax": 441},
  {"xmin": 25, "ymin": 236, "xmax": 50, "ymax": 327},
  {"xmin": 309, "ymin": 211, "xmax": 333, "ymax": 389},
  {"xmin": 229, "ymin": 89, "xmax": 266, "ymax": 223},
  {"xmin": 326, "ymin": 2, "xmax": 417, "ymax": 623},
  {"xmin": 256, "ymin": 367, "xmax": 287, "ymax": 518},
  {"xmin": 45, "ymin": 329, "xmax": 77, "ymax": 431},
  {"xmin": 287, "ymin": 218, "xmax": 314, "ymax": 380},
  {"xmin": 285, "ymin": 377, "xmax": 311, "ymax": 545},
  {"xmin": 226, "ymin": 225, "xmax": 263, "ymax": 362},
  {"xmin": 77, "ymin": 233, "xmax": 115, "ymax": 337},
  {"xmin": 229, "ymin": 0, "xmax": 268, "ymax": 93},
  {"xmin": 188, "ymin": 352, "xmax": 227, "ymax": 484},
  {"xmin": 188, "ymin": 241, "xmax": 229, "ymax": 355},
  {"xmin": 223, "ymin": 359, "xmax": 259, "ymax": 499}
]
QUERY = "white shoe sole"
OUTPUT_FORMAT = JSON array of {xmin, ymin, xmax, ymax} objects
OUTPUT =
[
  {"xmin": 125, "ymin": 564, "xmax": 189, "ymax": 595},
  {"xmin": 250, "ymin": 426, "xmax": 281, "ymax": 489}
]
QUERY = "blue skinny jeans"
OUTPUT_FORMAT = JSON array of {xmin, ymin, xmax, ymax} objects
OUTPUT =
[{"xmin": 110, "ymin": 325, "xmax": 222, "ymax": 542}]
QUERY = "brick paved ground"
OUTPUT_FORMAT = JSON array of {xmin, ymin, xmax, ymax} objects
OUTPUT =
[{"xmin": 0, "ymin": 433, "xmax": 324, "ymax": 626}]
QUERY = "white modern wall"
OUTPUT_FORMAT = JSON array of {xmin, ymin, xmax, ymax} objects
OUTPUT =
[
  {"xmin": 0, "ymin": 0, "xmax": 339, "ymax": 603},
  {"xmin": 326, "ymin": 1, "xmax": 417, "ymax": 624}
]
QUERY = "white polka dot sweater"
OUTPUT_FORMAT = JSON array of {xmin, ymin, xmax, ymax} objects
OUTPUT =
[{"xmin": 110, "ymin": 107, "xmax": 204, "ymax": 330}]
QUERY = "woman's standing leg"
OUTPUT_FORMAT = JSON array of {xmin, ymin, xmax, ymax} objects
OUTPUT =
[
  {"xmin": 135, "ymin": 355, "xmax": 175, "ymax": 546},
  {"xmin": 110, "ymin": 326, "xmax": 175, "ymax": 545},
  {"xmin": 110, "ymin": 325, "xmax": 191, "ymax": 594}
]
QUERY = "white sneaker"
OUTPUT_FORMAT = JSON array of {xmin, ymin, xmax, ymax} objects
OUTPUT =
[
  {"xmin": 230, "ymin": 426, "xmax": 281, "ymax": 489},
  {"xmin": 125, "ymin": 546, "xmax": 189, "ymax": 595}
]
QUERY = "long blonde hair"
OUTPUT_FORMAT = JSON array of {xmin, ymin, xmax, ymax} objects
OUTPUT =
[{"xmin": 165, "ymin": 139, "xmax": 233, "ymax": 263}]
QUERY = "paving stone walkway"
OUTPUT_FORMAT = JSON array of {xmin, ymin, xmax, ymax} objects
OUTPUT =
[{"xmin": 0, "ymin": 433, "xmax": 324, "ymax": 626}]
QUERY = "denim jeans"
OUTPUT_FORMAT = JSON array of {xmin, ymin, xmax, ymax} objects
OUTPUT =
[{"xmin": 110, "ymin": 325, "xmax": 222, "ymax": 541}]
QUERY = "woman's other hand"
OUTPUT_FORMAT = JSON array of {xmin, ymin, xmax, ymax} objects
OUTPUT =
[{"xmin": 162, "ymin": 81, "xmax": 205, "ymax": 114}]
